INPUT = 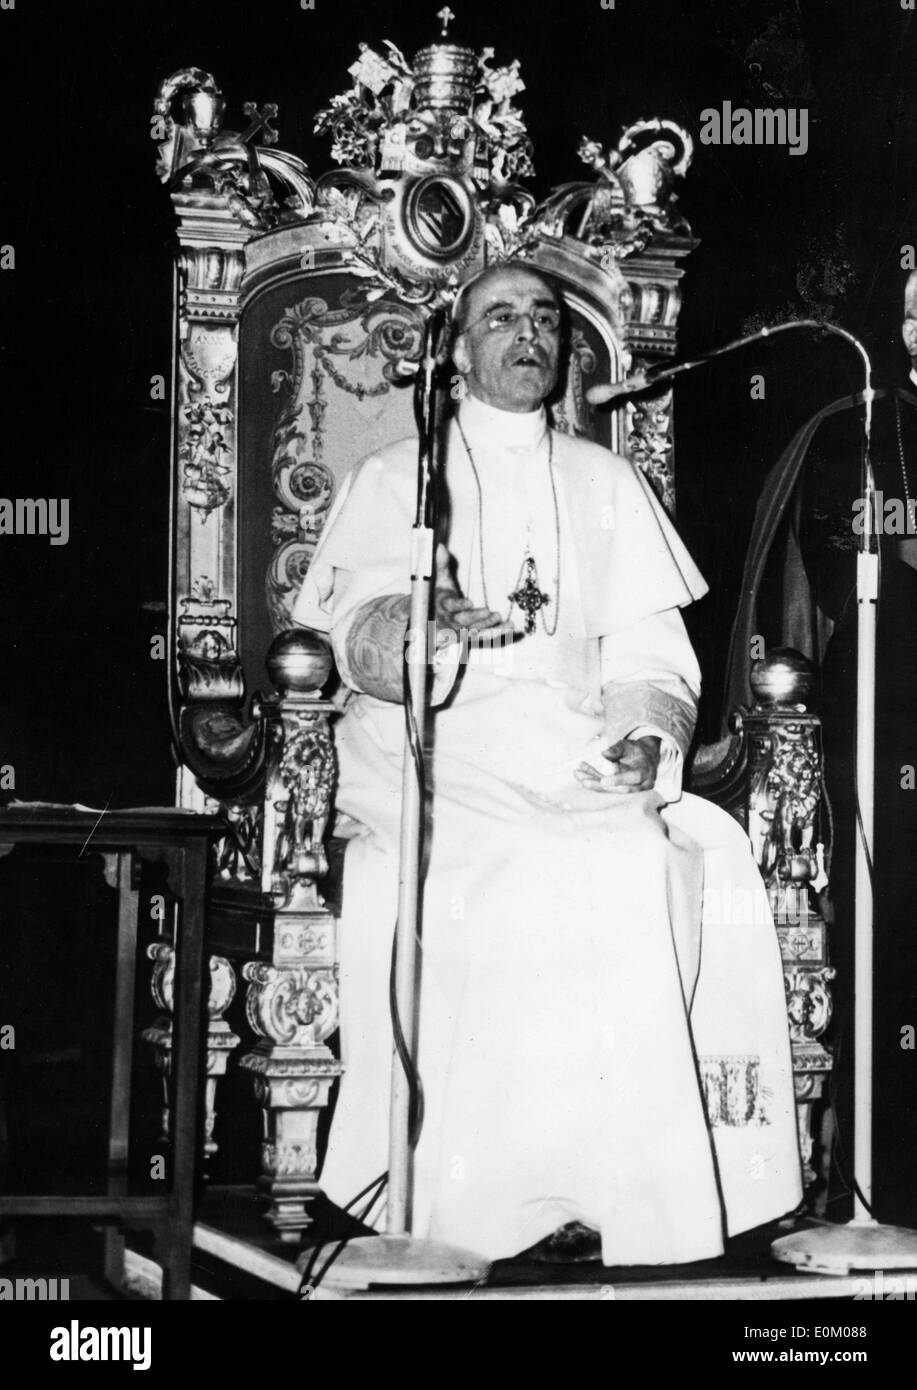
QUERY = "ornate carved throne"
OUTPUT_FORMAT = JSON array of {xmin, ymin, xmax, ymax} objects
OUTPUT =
[{"xmin": 149, "ymin": 26, "xmax": 833, "ymax": 1245}]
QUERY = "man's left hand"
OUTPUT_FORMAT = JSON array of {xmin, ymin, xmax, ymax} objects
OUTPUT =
[{"xmin": 574, "ymin": 735, "xmax": 661, "ymax": 794}]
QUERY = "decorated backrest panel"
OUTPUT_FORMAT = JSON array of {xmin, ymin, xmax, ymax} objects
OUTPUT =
[
  {"xmin": 239, "ymin": 268, "xmax": 420, "ymax": 688},
  {"xmin": 549, "ymin": 298, "xmax": 616, "ymax": 450}
]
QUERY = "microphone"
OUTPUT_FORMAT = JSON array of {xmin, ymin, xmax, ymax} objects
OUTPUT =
[
  {"xmin": 586, "ymin": 336, "xmax": 774, "ymax": 407},
  {"xmin": 586, "ymin": 319, "xmax": 876, "ymax": 443},
  {"xmin": 586, "ymin": 370, "xmax": 654, "ymax": 404}
]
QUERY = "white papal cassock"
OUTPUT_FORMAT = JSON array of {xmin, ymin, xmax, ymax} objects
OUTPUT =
[{"xmin": 293, "ymin": 392, "xmax": 803, "ymax": 1265}]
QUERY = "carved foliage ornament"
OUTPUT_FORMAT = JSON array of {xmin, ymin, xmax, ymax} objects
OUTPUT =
[
  {"xmin": 747, "ymin": 722, "xmax": 822, "ymax": 891},
  {"xmin": 266, "ymin": 288, "xmax": 424, "ymax": 627},
  {"xmin": 273, "ymin": 713, "xmax": 337, "ymax": 894},
  {"xmin": 175, "ymin": 322, "xmax": 238, "ymax": 527},
  {"xmin": 262, "ymin": 1141, "xmax": 319, "ymax": 1179},
  {"xmin": 308, "ymin": 35, "xmax": 694, "ymax": 300},
  {"xmin": 626, "ymin": 388, "xmax": 674, "ymax": 514},
  {"xmin": 243, "ymin": 962, "xmax": 339, "ymax": 1048},
  {"xmin": 146, "ymin": 943, "xmax": 237, "ymax": 1021},
  {"xmin": 215, "ymin": 801, "xmax": 263, "ymax": 882},
  {"xmin": 784, "ymin": 965, "xmax": 835, "ymax": 1043}
]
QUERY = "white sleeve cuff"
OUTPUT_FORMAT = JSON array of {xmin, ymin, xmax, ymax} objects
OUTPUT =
[{"xmin": 430, "ymin": 636, "xmax": 462, "ymax": 707}]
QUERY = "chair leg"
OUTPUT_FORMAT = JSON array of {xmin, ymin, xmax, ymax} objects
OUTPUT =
[
  {"xmin": 103, "ymin": 852, "xmax": 139, "ymax": 1292},
  {"xmin": 163, "ymin": 844, "xmax": 207, "ymax": 1301}
]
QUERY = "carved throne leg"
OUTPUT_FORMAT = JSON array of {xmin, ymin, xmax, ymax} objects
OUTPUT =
[
  {"xmin": 142, "ymin": 946, "xmax": 241, "ymax": 1163},
  {"xmin": 238, "ymin": 947, "xmax": 339, "ymax": 1242},
  {"xmin": 784, "ymin": 956, "xmax": 835, "ymax": 1197},
  {"xmin": 231, "ymin": 658, "xmax": 342, "ymax": 1242},
  {"xmin": 736, "ymin": 675, "xmax": 835, "ymax": 1206},
  {"xmin": 795, "ymin": 1084, "xmax": 818, "ymax": 1190}
]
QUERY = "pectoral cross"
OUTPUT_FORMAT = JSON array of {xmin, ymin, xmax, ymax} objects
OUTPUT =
[
  {"xmin": 437, "ymin": 7, "xmax": 455, "ymax": 36},
  {"xmin": 509, "ymin": 555, "xmax": 550, "ymax": 635}
]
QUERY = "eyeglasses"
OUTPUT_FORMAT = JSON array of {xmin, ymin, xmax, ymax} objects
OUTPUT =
[{"xmin": 466, "ymin": 305, "xmax": 561, "ymax": 336}]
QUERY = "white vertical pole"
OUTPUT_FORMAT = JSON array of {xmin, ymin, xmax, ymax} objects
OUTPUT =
[
  {"xmin": 854, "ymin": 545, "xmax": 878, "ymax": 1222},
  {"xmin": 386, "ymin": 307, "xmax": 440, "ymax": 1236}
]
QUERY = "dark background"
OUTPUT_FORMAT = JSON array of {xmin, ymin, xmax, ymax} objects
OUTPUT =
[{"xmin": 2, "ymin": 0, "xmax": 917, "ymax": 1229}]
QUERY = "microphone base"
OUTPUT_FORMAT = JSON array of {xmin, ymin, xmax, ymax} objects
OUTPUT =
[
  {"xmin": 297, "ymin": 1233, "xmax": 490, "ymax": 1293},
  {"xmin": 771, "ymin": 1220, "xmax": 917, "ymax": 1275}
]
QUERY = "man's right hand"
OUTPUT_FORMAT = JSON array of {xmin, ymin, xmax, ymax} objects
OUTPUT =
[{"xmin": 434, "ymin": 589, "xmax": 516, "ymax": 644}]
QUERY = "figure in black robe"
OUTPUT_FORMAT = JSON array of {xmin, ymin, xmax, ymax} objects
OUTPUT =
[{"xmin": 728, "ymin": 363, "xmax": 917, "ymax": 1227}]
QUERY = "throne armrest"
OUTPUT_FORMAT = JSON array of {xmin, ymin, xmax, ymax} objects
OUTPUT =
[
  {"xmin": 687, "ymin": 647, "xmax": 827, "ymax": 891},
  {"xmin": 199, "ymin": 630, "xmax": 342, "ymax": 914},
  {"xmin": 687, "ymin": 731, "xmax": 748, "ymax": 820}
]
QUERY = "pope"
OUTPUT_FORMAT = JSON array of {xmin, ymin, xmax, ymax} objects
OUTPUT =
[{"xmin": 294, "ymin": 261, "xmax": 803, "ymax": 1265}]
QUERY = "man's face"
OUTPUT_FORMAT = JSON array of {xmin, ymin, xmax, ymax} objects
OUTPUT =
[{"xmin": 453, "ymin": 267, "xmax": 561, "ymax": 413}]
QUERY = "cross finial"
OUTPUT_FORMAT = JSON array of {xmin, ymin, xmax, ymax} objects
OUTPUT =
[{"xmin": 437, "ymin": 6, "xmax": 455, "ymax": 36}]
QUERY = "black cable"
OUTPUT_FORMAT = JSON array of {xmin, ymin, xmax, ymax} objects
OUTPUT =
[
  {"xmin": 393, "ymin": 630, "xmax": 426, "ymax": 1148},
  {"xmin": 839, "ymin": 704, "xmax": 877, "ymax": 1217},
  {"xmin": 825, "ymin": 1021, "xmax": 877, "ymax": 1221},
  {"xmin": 402, "ymin": 626, "xmax": 427, "ymax": 796},
  {"xmin": 390, "ymin": 907, "xmax": 425, "ymax": 1147},
  {"xmin": 306, "ymin": 1176, "xmax": 390, "ymax": 1294},
  {"xmin": 298, "ymin": 1170, "xmax": 389, "ymax": 1297},
  {"xmin": 853, "ymin": 791, "xmax": 876, "ymax": 888},
  {"xmin": 808, "ymin": 696, "xmax": 880, "ymax": 1225},
  {"xmin": 344, "ymin": 1171, "xmax": 390, "ymax": 1217}
]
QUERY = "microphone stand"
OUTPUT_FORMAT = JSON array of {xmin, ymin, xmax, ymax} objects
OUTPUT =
[
  {"xmin": 593, "ymin": 320, "xmax": 917, "ymax": 1276},
  {"xmin": 314, "ymin": 310, "xmax": 490, "ymax": 1293}
]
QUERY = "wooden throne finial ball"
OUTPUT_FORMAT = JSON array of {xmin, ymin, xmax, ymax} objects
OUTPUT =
[
  {"xmin": 749, "ymin": 647, "xmax": 816, "ymax": 708},
  {"xmin": 266, "ymin": 629, "xmax": 333, "ymax": 696}
]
